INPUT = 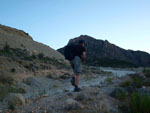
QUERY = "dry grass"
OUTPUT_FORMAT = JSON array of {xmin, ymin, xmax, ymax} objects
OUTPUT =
[{"xmin": 0, "ymin": 24, "xmax": 32, "ymax": 40}]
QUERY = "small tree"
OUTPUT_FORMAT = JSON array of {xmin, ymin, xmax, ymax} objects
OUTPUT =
[
  {"xmin": 3, "ymin": 42, "xmax": 10, "ymax": 52},
  {"xmin": 38, "ymin": 53, "xmax": 44, "ymax": 59}
]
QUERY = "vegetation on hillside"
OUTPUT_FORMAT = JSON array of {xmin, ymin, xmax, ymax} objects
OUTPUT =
[
  {"xmin": 0, "ymin": 43, "xmax": 66, "ymax": 67},
  {"xmin": 0, "ymin": 73, "xmax": 26, "ymax": 101},
  {"xmin": 112, "ymin": 71, "xmax": 150, "ymax": 113},
  {"xmin": 85, "ymin": 57, "xmax": 138, "ymax": 68}
]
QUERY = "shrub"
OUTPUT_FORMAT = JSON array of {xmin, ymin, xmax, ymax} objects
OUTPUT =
[
  {"xmin": 32, "ymin": 54, "xmax": 37, "ymax": 59},
  {"xmin": 38, "ymin": 89, "xmax": 46, "ymax": 96},
  {"xmin": 145, "ymin": 72, "xmax": 150, "ymax": 77},
  {"xmin": 11, "ymin": 68, "xmax": 16, "ymax": 73},
  {"xmin": 0, "ymin": 73, "xmax": 14, "ymax": 85},
  {"xmin": 3, "ymin": 43, "xmax": 10, "ymax": 52},
  {"xmin": 130, "ymin": 74, "xmax": 144, "ymax": 88},
  {"xmin": 133, "ymin": 76, "xmax": 144, "ymax": 88},
  {"xmin": 111, "ymin": 88, "xmax": 127, "ymax": 100},
  {"xmin": 24, "ymin": 56, "xmax": 33, "ymax": 61},
  {"xmin": 9, "ymin": 104, "xmax": 15, "ymax": 111},
  {"xmin": 0, "ymin": 83, "xmax": 26, "ymax": 101},
  {"xmin": 0, "ymin": 72, "xmax": 26, "ymax": 101},
  {"xmin": 60, "ymin": 73, "xmax": 70, "ymax": 79},
  {"xmin": 130, "ymin": 91, "xmax": 150, "ymax": 113},
  {"xmin": 120, "ymin": 80, "xmax": 132, "ymax": 87},
  {"xmin": 17, "ymin": 88, "xmax": 26, "ymax": 93},
  {"xmin": 42, "ymin": 57, "xmax": 64, "ymax": 67},
  {"xmin": 105, "ymin": 77, "xmax": 113, "ymax": 84},
  {"xmin": 0, "ymin": 43, "xmax": 12, "ymax": 57},
  {"xmin": 38, "ymin": 53, "xmax": 44, "ymax": 59},
  {"xmin": 8, "ymin": 104, "xmax": 15, "ymax": 111},
  {"xmin": 143, "ymin": 68, "xmax": 147, "ymax": 73},
  {"xmin": 143, "ymin": 68, "xmax": 150, "ymax": 73},
  {"xmin": 142, "ymin": 68, "xmax": 150, "ymax": 77}
]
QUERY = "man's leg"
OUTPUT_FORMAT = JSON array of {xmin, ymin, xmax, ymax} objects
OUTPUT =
[
  {"xmin": 75, "ymin": 74, "xmax": 80, "ymax": 87},
  {"xmin": 73, "ymin": 56, "xmax": 81, "ymax": 92},
  {"xmin": 74, "ymin": 74, "xmax": 81, "ymax": 92}
]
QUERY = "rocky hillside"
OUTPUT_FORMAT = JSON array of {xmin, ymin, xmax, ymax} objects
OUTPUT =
[
  {"xmin": 0, "ymin": 24, "xmax": 70, "ymax": 81},
  {"xmin": 0, "ymin": 24, "xmax": 64, "ymax": 60},
  {"xmin": 58, "ymin": 35, "xmax": 150, "ymax": 67}
]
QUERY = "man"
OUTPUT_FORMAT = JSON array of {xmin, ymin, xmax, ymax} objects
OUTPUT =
[{"xmin": 71, "ymin": 40, "xmax": 86, "ymax": 92}]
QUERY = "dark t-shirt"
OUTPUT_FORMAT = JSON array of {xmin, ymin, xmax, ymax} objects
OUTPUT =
[{"xmin": 75, "ymin": 44, "xmax": 86, "ymax": 58}]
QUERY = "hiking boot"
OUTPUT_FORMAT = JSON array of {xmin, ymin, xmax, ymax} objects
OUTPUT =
[
  {"xmin": 74, "ymin": 87, "xmax": 81, "ymax": 92},
  {"xmin": 71, "ymin": 77, "xmax": 75, "ymax": 86}
]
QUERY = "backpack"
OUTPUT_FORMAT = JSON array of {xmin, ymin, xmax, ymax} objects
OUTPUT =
[{"xmin": 64, "ymin": 43, "xmax": 76, "ymax": 61}]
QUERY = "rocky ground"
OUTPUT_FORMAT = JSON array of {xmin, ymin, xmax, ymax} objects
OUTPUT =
[
  {"xmin": 0, "ymin": 45, "xmax": 150, "ymax": 113},
  {"xmin": 1, "ymin": 64, "xmax": 146, "ymax": 113}
]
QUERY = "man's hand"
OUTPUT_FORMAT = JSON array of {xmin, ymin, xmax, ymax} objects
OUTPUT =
[{"xmin": 81, "ymin": 52, "xmax": 86, "ymax": 62}]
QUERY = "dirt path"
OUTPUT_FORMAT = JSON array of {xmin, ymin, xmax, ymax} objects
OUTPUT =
[
  {"xmin": 21, "ymin": 68, "xmax": 136, "ymax": 99},
  {"xmin": 1, "ymin": 68, "xmax": 136, "ymax": 113}
]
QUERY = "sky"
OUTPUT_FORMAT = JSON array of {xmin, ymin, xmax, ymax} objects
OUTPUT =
[{"xmin": 0, "ymin": 0, "xmax": 150, "ymax": 53}]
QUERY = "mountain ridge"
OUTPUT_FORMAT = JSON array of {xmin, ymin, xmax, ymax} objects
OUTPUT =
[{"xmin": 58, "ymin": 35, "xmax": 150, "ymax": 67}]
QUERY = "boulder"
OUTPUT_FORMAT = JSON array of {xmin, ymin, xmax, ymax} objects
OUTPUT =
[
  {"xmin": 6, "ymin": 93, "xmax": 25, "ymax": 106},
  {"xmin": 63, "ymin": 98, "xmax": 84, "ymax": 110},
  {"xmin": 75, "ymin": 92, "xmax": 88, "ymax": 101}
]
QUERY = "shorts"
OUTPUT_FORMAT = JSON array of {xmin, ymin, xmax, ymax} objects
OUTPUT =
[{"xmin": 70, "ymin": 56, "xmax": 82, "ymax": 75}]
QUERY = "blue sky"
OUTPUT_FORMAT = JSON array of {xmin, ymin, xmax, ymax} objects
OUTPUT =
[{"xmin": 0, "ymin": 0, "xmax": 150, "ymax": 53}]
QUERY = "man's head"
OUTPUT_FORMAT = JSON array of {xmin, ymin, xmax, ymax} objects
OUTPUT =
[{"xmin": 78, "ymin": 40, "xmax": 85, "ymax": 46}]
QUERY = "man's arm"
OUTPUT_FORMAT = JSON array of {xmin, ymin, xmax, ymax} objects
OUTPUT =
[{"xmin": 81, "ymin": 51, "xmax": 86, "ymax": 61}]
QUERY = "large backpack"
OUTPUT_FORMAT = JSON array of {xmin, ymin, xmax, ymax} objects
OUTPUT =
[{"xmin": 64, "ymin": 43, "xmax": 76, "ymax": 61}]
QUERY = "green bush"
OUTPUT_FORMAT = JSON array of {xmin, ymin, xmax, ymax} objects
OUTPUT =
[
  {"xmin": 23, "ymin": 56, "xmax": 33, "ymax": 61},
  {"xmin": 0, "ymin": 43, "xmax": 12, "ymax": 57},
  {"xmin": 0, "ymin": 74, "xmax": 26, "ymax": 101},
  {"xmin": 38, "ymin": 89, "xmax": 46, "ymax": 96},
  {"xmin": 9, "ymin": 104, "xmax": 15, "ymax": 111},
  {"xmin": 0, "ymin": 74, "xmax": 14, "ymax": 85},
  {"xmin": 130, "ymin": 92, "xmax": 150, "ymax": 113},
  {"xmin": 105, "ymin": 77, "xmax": 113, "ymax": 84},
  {"xmin": 133, "ymin": 76, "xmax": 144, "ymax": 88},
  {"xmin": 142, "ymin": 68, "xmax": 150, "ymax": 77},
  {"xmin": 116, "ymin": 91, "xmax": 126, "ymax": 100},
  {"xmin": 32, "ymin": 54, "xmax": 37, "ymax": 59},
  {"xmin": 85, "ymin": 57, "xmax": 138, "ymax": 68},
  {"xmin": 120, "ymin": 80, "xmax": 132, "ymax": 87},
  {"xmin": 145, "ymin": 72, "xmax": 150, "ymax": 77},
  {"xmin": 11, "ymin": 68, "xmax": 16, "ymax": 73},
  {"xmin": 111, "ymin": 88, "xmax": 127, "ymax": 100},
  {"xmin": 38, "ymin": 53, "xmax": 44, "ymax": 59},
  {"xmin": 3, "ymin": 43, "xmax": 10, "ymax": 52},
  {"xmin": 143, "ymin": 68, "xmax": 150, "ymax": 73},
  {"xmin": 17, "ymin": 88, "xmax": 26, "ymax": 93},
  {"xmin": 0, "ymin": 83, "xmax": 26, "ymax": 101},
  {"xmin": 130, "ymin": 74, "xmax": 144, "ymax": 88},
  {"xmin": 144, "ymin": 70, "xmax": 150, "ymax": 78},
  {"xmin": 42, "ymin": 57, "xmax": 64, "ymax": 67}
]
